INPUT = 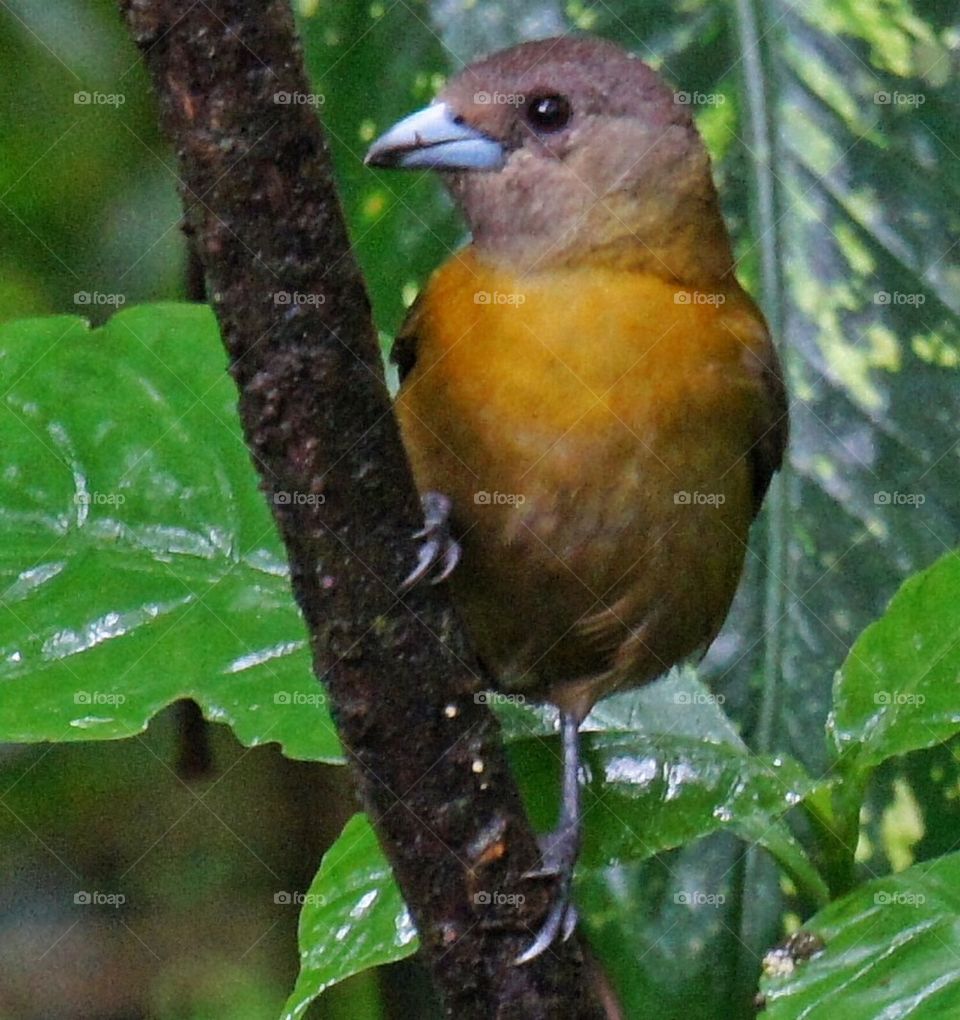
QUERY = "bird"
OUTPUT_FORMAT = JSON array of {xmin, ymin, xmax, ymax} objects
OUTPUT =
[{"xmin": 365, "ymin": 34, "xmax": 787, "ymax": 964}]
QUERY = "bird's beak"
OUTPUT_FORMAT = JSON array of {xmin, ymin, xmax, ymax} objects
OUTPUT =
[{"xmin": 364, "ymin": 102, "xmax": 506, "ymax": 171}]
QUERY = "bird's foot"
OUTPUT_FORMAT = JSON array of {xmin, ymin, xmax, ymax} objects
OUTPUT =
[
  {"xmin": 525, "ymin": 822, "xmax": 580, "ymax": 879},
  {"xmin": 400, "ymin": 491, "xmax": 461, "ymax": 591},
  {"xmin": 515, "ymin": 823, "xmax": 580, "ymax": 964}
]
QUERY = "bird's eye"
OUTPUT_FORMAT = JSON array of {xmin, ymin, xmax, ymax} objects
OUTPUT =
[{"xmin": 525, "ymin": 94, "xmax": 572, "ymax": 132}]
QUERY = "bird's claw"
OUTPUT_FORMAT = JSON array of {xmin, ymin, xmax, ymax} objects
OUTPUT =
[
  {"xmin": 515, "ymin": 824, "xmax": 580, "ymax": 964},
  {"xmin": 515, "ymin": 898, "xmax": 578, "ymax": 965},
  {"xmin": 400, "ymin": 491, "xmax": 461, "ymax": 592}
]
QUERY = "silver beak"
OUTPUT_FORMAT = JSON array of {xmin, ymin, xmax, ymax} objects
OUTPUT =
[{"xmin": 364, "ymin": 102, "xmax": 506, "ymax": 171}]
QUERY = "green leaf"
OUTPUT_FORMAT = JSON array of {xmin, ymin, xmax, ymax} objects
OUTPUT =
[
  {"xmin": 760, "ymin": 851, "xmax": 960, "ymax": 1018},
  {"xmin": 586, "ymin": 667, "xmax": 745, "ymax": 746},
  {"xmin": 506, "ymin": 672, "xmax": 827, "ymax": 905},
  {"xmin": 0, "ymin": 305, "xmax": 341, "ymax": 762},
  {"xmin": 277, "ymin": 674, "xmax": 825, "ymax": 1019},
  {"xmin": 496, "ymin": 667, "xmax": 743, "ymax": 745},
  {"xmin": 276, "ymin": 733, "xmax": 823, "ymax": 1017},
  {"xmin": 829, "ymin": 550, "xmax": 960, "ymax": 773},
  {"xmin": 281, "ymin": 814, "xmax": 416, "ymax": 1020},
  {"xmin": 582, "ymin": 733, "xmax": 823, "ymax": 896}
]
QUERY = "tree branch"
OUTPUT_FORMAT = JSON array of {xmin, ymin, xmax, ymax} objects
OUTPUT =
[{"xmin": 118, "ymin": 1, "xmax": 604, "ymax": 1015}]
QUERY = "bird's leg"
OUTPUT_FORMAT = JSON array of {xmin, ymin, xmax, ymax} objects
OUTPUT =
[
  {"xmin": 516, "ymin": 710, "xmax": 582, "ymax": 964},
  {"xmin": 399, "ymin": 491, "xmax": 461, "ymax": 591}
]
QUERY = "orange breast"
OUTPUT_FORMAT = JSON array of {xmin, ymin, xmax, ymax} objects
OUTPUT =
[{"xmin": 396, "ymin": 247, "xmax": 771, "ymax": 717}]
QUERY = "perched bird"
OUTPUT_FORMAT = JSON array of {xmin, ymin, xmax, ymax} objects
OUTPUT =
[{"xmin": 366, "ymin": 35, "xmax": 787, "ymax": 963}]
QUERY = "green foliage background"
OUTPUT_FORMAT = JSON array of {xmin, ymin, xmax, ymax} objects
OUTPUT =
[{"xmin": 1, "ymin": 1, "xmax": 959, "ymax": 1018}]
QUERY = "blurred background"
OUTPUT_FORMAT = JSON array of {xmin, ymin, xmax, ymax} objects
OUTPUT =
[{"xmin": 2, "ymin": 0, "xmax": 959, "ymax": 1017}]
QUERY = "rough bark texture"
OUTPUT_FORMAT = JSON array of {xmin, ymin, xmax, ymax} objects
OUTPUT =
[{"xmin": 118, "ymin": 1, "xmax": 604, "ymax": 1016}]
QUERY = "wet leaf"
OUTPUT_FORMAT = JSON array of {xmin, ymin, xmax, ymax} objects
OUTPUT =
[
  {"xmin": 0, "ymin": 305, "xmax": 341, "ymax": 762},
  {"xmin": 282, "ymin": 814, "xmax": 415, "ymax": 1020},
  {"xmin": 829, "ymin": 550, "xmax": 960, "ymax": 773},
  {"xmin": 760, "ymin": 850, "xmax": 960, "ymax": 1018}
]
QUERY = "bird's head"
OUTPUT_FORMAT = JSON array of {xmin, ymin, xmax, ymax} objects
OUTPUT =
[{"xmin": 365, "ymin": 35, "xmax": 733, "ymax": 284}]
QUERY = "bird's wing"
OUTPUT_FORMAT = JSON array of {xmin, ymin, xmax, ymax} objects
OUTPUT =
[
  {"xmin": 743, "ymin": 334, "xmax": 789, "ymax": 518},
  {"xmin": 390, "ymin": 292, "xmax": 424, "ymax": 384}
]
